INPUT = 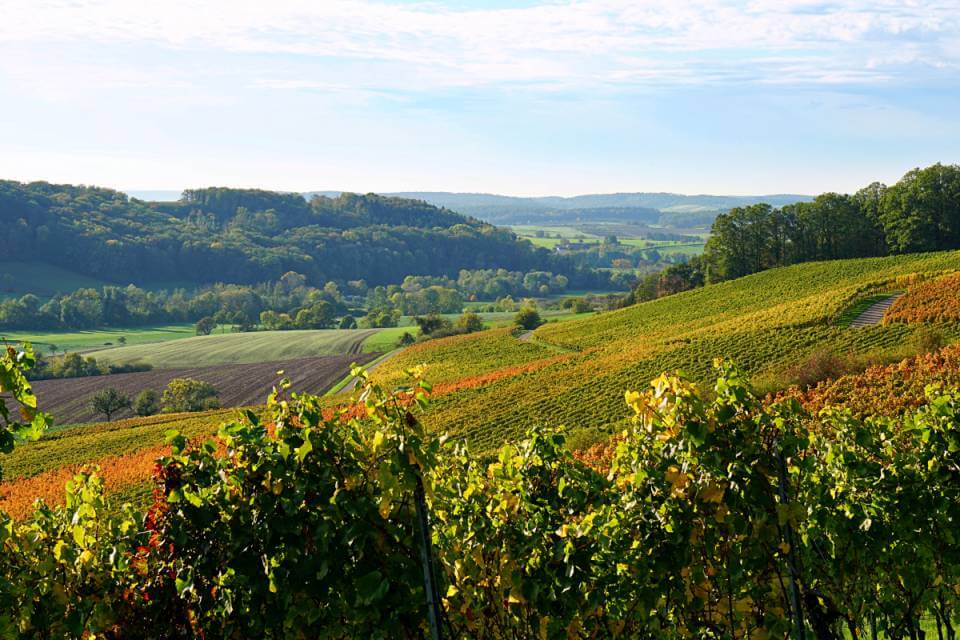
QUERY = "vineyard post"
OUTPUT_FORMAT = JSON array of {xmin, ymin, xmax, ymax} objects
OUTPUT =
[
  {"xmin": 414, "ymin": 471, "xmax": 444, "ymax": 640},
  {"xmin": 776, "ymin": 444, "xmax": 806, "ymax": 640}
]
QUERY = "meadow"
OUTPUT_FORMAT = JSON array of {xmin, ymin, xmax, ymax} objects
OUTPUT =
[{"xmin": 0, "ymin": 323, "xmax": 197, "ymax": 353}]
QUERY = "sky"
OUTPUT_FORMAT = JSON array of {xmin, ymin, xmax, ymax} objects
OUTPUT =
[{"xmin": 0, "ymin": 0, "xmax": 958, "ymax": 196}]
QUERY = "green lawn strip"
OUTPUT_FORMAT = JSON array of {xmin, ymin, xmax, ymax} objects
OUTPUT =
[{"xmin": 835, "ymin": 291, "xmax": 903, "ymax": 328}]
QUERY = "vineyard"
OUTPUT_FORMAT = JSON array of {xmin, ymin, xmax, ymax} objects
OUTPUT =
[
  {"xmin": 884, "ymin": 270, "xmax": 960, "ymax": 324},
  {"xmin": 1, "ymin": 346, "xmax": 958, "ymax": 638},
  {"xmin": 374, "ymin": 250, "xmax": 960, "ymax": 450}
]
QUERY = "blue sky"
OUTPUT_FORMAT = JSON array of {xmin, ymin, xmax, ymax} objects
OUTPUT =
[{"xmin": 0, "ymin": 0, "xmax": 958, "ymax": 196}]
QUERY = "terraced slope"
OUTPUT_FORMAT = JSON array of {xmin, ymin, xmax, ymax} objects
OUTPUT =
[
  {"xmin": 87, "ymin": 329, "xmax": 379, "ymax": 368},
  {"xmin": 373, "ymin": 251, "xmax": 960, "ymax": 451}
]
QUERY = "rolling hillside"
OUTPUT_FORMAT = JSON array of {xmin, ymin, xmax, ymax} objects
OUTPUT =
[
  {"xmin": 371, "ymin": 251, "xmax": 960, "ymax": 451},
  {"xmin": 5, "ymin": 250, "xmax": 960, "ymax": 516}
]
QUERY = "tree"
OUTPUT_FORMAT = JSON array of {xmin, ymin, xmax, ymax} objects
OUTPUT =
[
  {"xmin": 134, "ymin": 389, "xmax": 160, "ymax": 417},
  {"xmin": 455, "ymin": 311, "xmax": 484, "ymax": 333},
  {"xmin": 90, "ymin": 388, "xmax": 132, "ymax": 422},
  {"xmin": 338, "ymin": 315, "xmax": 357, "ymax": 330},
  {"xmin": 118, "ymin": 336, "xmax": 127, "ymax": 346},
  {"xmin": 195, "ymin": 316, "xmax": 217, "ymax": 336},
  {"xmin": 514, "ymin": 307, "xmax": 543, "ymax": 330},
  {"xmin": 161, "ymin": 378, "xmax": 219, "ymax": 413},
  {"xmin": 414, "ymin": 314, "xmax": 453, "ymax": 336},
  {"xmin": 294, "ymin": 301, "xmax": 335, "ymax": 329}
]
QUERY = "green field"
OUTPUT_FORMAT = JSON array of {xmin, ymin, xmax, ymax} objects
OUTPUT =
[
  {"xmin": 509, "ymin": 225, "xmax": 705, "ymax": 255},
  {"xmin": 0, "ymin": 323, "xmax": 197, "ymax": 354},
  {"xmin": 86, "ymin": 328, "xmax": 381, "ymax": 368}
]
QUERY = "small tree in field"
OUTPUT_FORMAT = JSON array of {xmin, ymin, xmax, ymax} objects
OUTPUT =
[
  {"xmin": 195, "ymin": 316, "xmax": 217, "ymax": 336},
  {"xmin": 514, "ymin": 306, "xmax": 543, "ymax": 331},
  {"xmin": 455, "ymin": 311, "xmax": 484, "ymax": 334},
  {"xmin": 90, "ymin": 388, "xmax": 132, "ymax": 422},
  {"xmin": 134, "ymin": 389, "xmax": 160, "ymax": 417},
  {"xmin": 162, "ymin": 378, "xmax": 219, "ymax": 413}
]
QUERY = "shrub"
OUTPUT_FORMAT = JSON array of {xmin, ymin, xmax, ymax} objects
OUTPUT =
[
  {"xmin": 134, "ymin": 389, "xmax": 161, "ymax": 417},
  {"xmin": 195, "ymin": 316, "xmax": 217, "ymax": 336},
  {"xmin": 161, "ymin": 378, "xmax": 219, "ymax": 413},
  {"xmin": 513, "ymin": 307, "xmax": 543, "ymax": 330},
  {"xmin": 455, "ymin": 311, "xmax": 485, "ymax": 333}
]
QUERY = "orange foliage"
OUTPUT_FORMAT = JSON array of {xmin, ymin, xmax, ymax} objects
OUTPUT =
[
  {"xmin": 572, "ymin": 434, "xmax": 623, "ymax": 474},
  {"xmin": 0, "ymin": 444, "xmax": 171, "ymax": 519},
  {"xmin": 431, "ymin": 352, "xmax": 577, "ymax": 397},
  {"xmin": 884, "ymin": 271, "xmax": 960, "ymax": 324},
  {"xmin": 783, "ymin": 344, "xmax": 960, "ymax": 419}
]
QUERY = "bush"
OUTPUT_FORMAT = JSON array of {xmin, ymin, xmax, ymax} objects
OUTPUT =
[
  {"xmin": 339, "ymin": 315, "xmax": 358, "ymax": 329},
  {"xmin": 513, "ymin": 307, "xmax": 543, "ymax": 330},
  {"xmin": 134, "ymin": 389, "xmax": 161, "ymax": 417},
  {"xmin": 161, "ymin": 378, "xmax": 219, "ymax": 413},
  {"xmin": 396, "ymin": 331, "xmax": 416, "ymax": 348}
]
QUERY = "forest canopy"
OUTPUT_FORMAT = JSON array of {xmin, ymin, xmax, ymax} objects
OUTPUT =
[{"xmin": 0, "ymin": 183, "xmax": 575, "ymax": 287}]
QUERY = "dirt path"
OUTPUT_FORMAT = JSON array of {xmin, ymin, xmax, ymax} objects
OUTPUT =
[{"xmin": 850, "ymin": 294, "xmax": 903, "ymax": 328}]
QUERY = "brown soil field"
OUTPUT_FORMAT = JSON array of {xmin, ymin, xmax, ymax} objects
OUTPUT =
[{"xmin": 31, "ymin": 353, "xmax": 379, "ymax": 425}]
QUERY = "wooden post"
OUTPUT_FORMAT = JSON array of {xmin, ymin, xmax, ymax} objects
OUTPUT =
[
  {"xmin": 414, "ymin": 473, "xmax": 444, "ymax": 640},
  {"xmin": 776, "ymin": 445, "xmax": 806, "ymax": 640}
]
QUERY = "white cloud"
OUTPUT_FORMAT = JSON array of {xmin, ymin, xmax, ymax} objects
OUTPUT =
[{"xmin": 0, "ymin": 0, "xmax": 957, "ymax": 92}]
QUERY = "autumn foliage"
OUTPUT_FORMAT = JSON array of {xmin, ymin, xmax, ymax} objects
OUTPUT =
[{"xmin": 884, "ymin": 271, "xmax": 960, "ymax": 324}]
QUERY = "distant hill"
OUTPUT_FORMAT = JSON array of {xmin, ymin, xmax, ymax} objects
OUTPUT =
[
  {"xmin": 302, "ymin": 191, "xmax": 813, "ymax": 226},
  {"xmin": 1, "ymin": 182, "xmax": 572, "ymax": 288},
  {"xmin": 126, "ymin": 189, "xmax": 812, "ymax": 226}
]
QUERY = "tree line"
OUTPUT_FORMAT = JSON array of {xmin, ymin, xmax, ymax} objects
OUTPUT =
[{"xmin": 629, "ymin": 163, "xmax": 960, "ymax": 302}]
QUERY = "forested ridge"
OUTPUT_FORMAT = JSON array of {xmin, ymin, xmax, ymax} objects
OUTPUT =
[{"xmin": 0, "ymin": 182, "xmax": 572, "ymax": 286}]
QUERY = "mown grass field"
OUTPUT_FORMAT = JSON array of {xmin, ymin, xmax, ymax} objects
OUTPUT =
[
  {"xmin": 1, "ymin": 323, "xmax": 197, "ymax": 354},
  {"xmin": 86, "ymin": 328, "xmax": 380, "ymax": 368}
]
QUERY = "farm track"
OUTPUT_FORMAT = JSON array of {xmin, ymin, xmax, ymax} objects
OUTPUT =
[
  {"xmin": 31, "ymin": 353, "xmax": 379, "ymax": 424},
  {"xmin": 850, "ymin": 294, "xmax": 903, "ymax": 328}
]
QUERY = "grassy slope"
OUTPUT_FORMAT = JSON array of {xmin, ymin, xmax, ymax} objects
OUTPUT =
[
  {"xmin": 87, "ymin": 328, "xmax": 379, "ymax": 368},
  {"xmin": 372, "ymin": 251, "xmax": 960, "ymax": 452}
]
